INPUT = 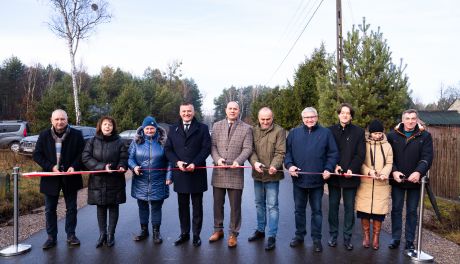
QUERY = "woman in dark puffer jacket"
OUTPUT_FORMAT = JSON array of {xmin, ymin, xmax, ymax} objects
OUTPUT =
[{"xmin": 82, "ymin": 116, "xmax": 128, "ymax": 248}]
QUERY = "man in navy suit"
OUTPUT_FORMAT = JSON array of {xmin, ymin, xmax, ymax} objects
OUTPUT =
[{"xmin": 165, "ymin": 102, "xmax": 211, "ymax": 247}]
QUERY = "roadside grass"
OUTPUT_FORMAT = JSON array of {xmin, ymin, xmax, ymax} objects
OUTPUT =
[
  {"xmin": 0, "ymin": 150, "xmax": 88, "ymax": 224},
  {"xmin": 424, "ymin": 195, "xmax": 460, "ymax": 245}
]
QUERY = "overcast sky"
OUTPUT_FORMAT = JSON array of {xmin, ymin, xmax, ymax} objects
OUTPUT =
[{"xmin": 1, "ymin": 0, "xmax": 459, "ymax": 113}]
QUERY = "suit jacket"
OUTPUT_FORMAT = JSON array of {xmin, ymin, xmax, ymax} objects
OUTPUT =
[
  {"xmin": 211, "ymin": 119, "xmax": 253, "ymax": 189},
  {"xmin": 33, "ymin": 126, "xmax": 85, "ymax": 196},
  {"xmin": 165, "ymin": 117, "xmax": 211, "ymax": 193},
  {"xmin": 328, "ymin": 123, "xmax": 365, "ymax": 188}
]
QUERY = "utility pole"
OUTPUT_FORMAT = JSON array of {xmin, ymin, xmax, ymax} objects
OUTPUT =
[{"xmin": 336, "ymin": 0, "xmax": 344, "ymax": 88}]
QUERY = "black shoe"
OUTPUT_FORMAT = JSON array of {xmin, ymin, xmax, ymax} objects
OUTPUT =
[
  {"xmin": 265, "ymin": 237, "xmax": 276, "ymax": 251},
  {"xmin": 133, "ymin": 224, "xmax": 149, "ymax": 241},
  {"xmin": 153, "ymin": 225, "xmax": 163, "ymax": 244},
  {"xmin": 193, "ymin": 235, "xmax": 201, "ymax": 247},
  {"xmin": 42, "ymin": 236, "xmax": 56, "ymax": 250},
  {"xmin": 313, "ymin": 240, "xmax": 323, "ymax": 252},
  {"xmin": 96, "ymin": 233, "xmax": 107, "ymax": 248},
  {"xmin": 405, "ymin": 241, "xmax": 415, "ymax": 250},
  {"xmin": 328, "ymin": 237, "xmax": 337, "ymax": 247},
  {"xmin": 107, "ymin": 234, "xmax": 115, "ymax": 247},
  {"xmin": 248, "ymin": 230, "xmax": 265, "ymax": 242},
  {"xmin": 388, "ymin": 239, "xmax": 400, "ymax": 249},
  {"xmin": 289, "ymin": 237, "xmax": 304, "ymax": 248},
  {"xmin": 344, "ymin": 239, "xmax": 353, "ymax": 251},
  {"xmin": 67, "ymin": 234, "xmax": 81, "ymax": 246},
  {"xmin": 174, "ymin": 233, "xmax": 190, "ymax": 246}
]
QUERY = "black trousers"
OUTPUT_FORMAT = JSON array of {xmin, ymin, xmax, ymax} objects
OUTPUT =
[
  {"xmin": 97, "ymin": 205, "xmax": 119, "ymax": 234},
  {"xmin": 177, "ymin": 193, "xmax": 203, "ymax": 236}
]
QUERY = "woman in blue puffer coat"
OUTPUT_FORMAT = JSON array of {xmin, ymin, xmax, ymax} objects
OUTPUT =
[{"xmin": 128, "ymin": 116, "xmax": 172, "ymax": 244}]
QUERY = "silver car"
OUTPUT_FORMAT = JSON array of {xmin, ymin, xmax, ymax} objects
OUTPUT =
[
  {"xmin": 0, "ymin": 120, "xmax": 30, "ymax": 152},
  {"xmin": 19, "ymin": 126, "xmax": 96, "ymax": 155}
]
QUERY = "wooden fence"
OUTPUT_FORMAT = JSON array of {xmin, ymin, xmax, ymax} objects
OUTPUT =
[{"xmin": 427, "ymin": 126, "xmax": 460, "ymax": 200}]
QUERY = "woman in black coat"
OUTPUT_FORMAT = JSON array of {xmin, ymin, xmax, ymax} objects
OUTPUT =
[{"xmin": 82, "ymin": 116, "xmax": 128, "ymax": 248}]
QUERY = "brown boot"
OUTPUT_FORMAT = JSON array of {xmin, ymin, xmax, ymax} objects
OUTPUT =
[
  {"xmin": 372, "ymin": 220, "xmax": 382, "ymax": 250},
  {"xmin": 361, "ymin": 218, "xmax": 370, "ymax": 248}
]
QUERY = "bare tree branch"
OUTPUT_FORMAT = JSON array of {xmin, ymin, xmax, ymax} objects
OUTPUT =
[{"xmin": 46, "ymin": 0, "xmax": 111, "ymax": 124}]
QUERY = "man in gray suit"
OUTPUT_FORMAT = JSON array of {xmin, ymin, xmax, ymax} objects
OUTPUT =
[{"xmin": 209, "ymin": 101, "xmax": 253, "ymax": 248}]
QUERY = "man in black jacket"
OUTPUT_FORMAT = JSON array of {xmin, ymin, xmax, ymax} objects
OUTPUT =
[
  {"xmin": 387, "ymin": 109, "xmax": 433, "ymax": 250},
  {"xmin": 165, "ymin": 102, "xmax": 211, "ymax": 247},
  {"xmin": 327, "ymin": 103, "xmax": 365, "ymax": 250},
  {"xmin": 33, "ymin": 109, "xmax": 85, "ymax": 250}
]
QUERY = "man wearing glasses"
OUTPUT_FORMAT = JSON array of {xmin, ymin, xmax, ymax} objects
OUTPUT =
[
  {"xmin": 284, "ymin": 107, "xmax": 339, "ymax": 252},
  {"xmin": 327, "ymin": 103, "xmax": 365, "ymax": 250}
]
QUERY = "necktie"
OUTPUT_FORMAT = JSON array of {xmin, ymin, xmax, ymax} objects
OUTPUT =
[
  {"xmin": 228, "ymin": 122, "xmax": 233, "ymax": 136},
  {"xmin": 184, "ymin": 124, "xmax": 190, "ymax": 134}
]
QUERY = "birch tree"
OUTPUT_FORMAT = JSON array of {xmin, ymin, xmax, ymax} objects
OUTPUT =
[{"xmin": 47, "ymin": 0, "xmax": 111, "ymax": 124}]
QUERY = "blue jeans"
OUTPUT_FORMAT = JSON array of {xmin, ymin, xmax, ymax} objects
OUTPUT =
[
  {"xmin": 253, "ymin": 180, "xmax": 280, "ymax": 238},
  {"xmin": 328, "ymin": 186, "xmax": 357, "ymax": 241},
  {"xmin": 391, "ymin": 185, "xmax": 421, "ymax": 242},
  {"xmin": 293, "ymin": 184, "xmax": 324, "ymax": 241},
  {"xmin": 137, "ymin": 199, "xmax": 164, "ymax": 226},
  {"xmin": 45, "ymin": 191, "xmax": 78, "ymax": 239}
]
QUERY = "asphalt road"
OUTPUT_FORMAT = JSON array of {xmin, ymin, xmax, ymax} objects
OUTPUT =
[{"xmin": 1, "ymin": 162, "xmax": 412, "ymax": 264}]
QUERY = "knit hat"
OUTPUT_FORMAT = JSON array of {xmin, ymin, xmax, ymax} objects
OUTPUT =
[
  {"xmin": 368, "ymin": 119, "xmax": 384, "ymax": 133},
  {"xmin": 142, "ymin": 116, "xmax": 158, "ymax": 129}
]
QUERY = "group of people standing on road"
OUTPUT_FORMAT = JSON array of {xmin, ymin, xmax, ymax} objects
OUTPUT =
[{"xmin": 32, "ymin": 101, "xmax": 433, "ymax": 255}]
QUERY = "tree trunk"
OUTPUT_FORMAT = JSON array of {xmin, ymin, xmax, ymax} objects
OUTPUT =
[{"xmin": 68, "ymin": 42, "xmax": 81, "ymax": 125}]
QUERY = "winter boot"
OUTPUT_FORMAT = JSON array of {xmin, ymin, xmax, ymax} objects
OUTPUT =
[
  {"xmin": 153, "ymin": 225, "xmax": 163, "ymax": 244},
  {"xmin": 361, "ymin": 218, "xmax": 370, "ymax": 248},
  {"xmin": 133, "ymin": 224, "xmax": 149, "ymax": 241},
  {"xmin": 372, "ymin": 220, "xmax": 382, "ymax": 250}
]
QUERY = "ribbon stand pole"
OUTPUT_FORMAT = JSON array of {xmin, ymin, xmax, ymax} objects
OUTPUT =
[
  {"xmin": 0, "ymin": 167, "xmax": 32, "ymax": 257},
  {"xmin": 406, "ymin": 174, "xmax": 433, "ymax": 262}
]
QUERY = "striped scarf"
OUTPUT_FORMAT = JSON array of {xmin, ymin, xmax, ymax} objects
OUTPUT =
[{"xmin": 50, "ymin": 126, "xmax": 70, "ymax": 169}]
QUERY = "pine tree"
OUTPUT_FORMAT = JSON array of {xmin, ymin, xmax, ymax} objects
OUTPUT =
[
  {"xmin": 111, "ymin": 83, "xmax": 148, "ymax": 131},
  {"xmin": 318, "ymin": 18, "xmax": 409, "ymax": 128}
]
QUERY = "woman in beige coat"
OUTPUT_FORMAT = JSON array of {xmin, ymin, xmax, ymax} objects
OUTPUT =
[{"xmin": 355, "ymin": 120, "xmax": 393, "ymax": 250}]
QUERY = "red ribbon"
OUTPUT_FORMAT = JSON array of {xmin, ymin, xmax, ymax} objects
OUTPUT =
[
  {"xmin": 22, "ymin": 169, "xmax": 123, "ymax": 178},
  {"xmin": 21, "ymin": 165, "xmax": 379, "ymax": 178}
]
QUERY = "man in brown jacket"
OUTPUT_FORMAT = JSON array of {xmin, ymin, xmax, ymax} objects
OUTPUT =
[
  {"xmin": 209, "ymin": 101, "xmax": 253, "ymax": 248},
  {"xmin": 248, "ymin": 107, "xmax": 286, "ymax": 251}
]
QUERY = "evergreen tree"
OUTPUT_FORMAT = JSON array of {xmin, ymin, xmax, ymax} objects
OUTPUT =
[
  {"xmin": 153, "ymin": 84, "xmax": 182, "ymax": 123},
  {"xmin": 111, "ymin": 83, "xmax": 148, "ymax": 131},
  {"xmin": 318, "ymin": 18, "xmax": 409, "ymax": 128},
  {"xmin": 292, "ymin": 44, "xmax": 330, "ymax": 112},
  {"xmin": 182, "ymin": 78, "xmax": 203, "ymax": 120},
  {"xmin": 33, "ymin": 75, "xmax": 73, "ymax": 132},
  {"xmin": 0, "ymin": 56, "xmax": 26, "ymax": 119},
  {"xmin": 249, "ymin": 45, "xmax": 331, "ymax": 130}
]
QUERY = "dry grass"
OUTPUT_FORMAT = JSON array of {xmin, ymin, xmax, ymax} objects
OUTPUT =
[
  {"xmin": 0, "ymin": 150, "xmax": 89, "ymax": 224},
  {"xmin": 423, "ymin": 195, "xmax": 460, "ymax": 245}
]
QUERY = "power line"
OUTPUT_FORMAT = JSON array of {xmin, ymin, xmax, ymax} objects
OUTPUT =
[
  {"xmin": 346, "ymin": 0, "xmax": 355, "ymax": 26},
  {"xmin": 284, "ymin": 0, "xmax": 321, "ymax": 43},
  {"xmin": 266, "ymin": 0, "xmax": 325, "ymax": 86},
  {"xmin": 276, "ymin": 0, "xmax": 313, "ymax": 44}
]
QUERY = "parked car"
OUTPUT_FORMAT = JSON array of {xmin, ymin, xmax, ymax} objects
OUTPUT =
[
  {"xmin": 119, "ymin": 123, "xmax": 170, "ymax": 148},
  {"xmin": 18, "ymin": 125, "xmax": 96, "ymax": 156},
  {"xmin": 119, "ymin": 130, "xmax": 136, "ymax": 148},
  {"xmin": 0, "ymin": 120, "xmax": 30, "ymax": 152}
]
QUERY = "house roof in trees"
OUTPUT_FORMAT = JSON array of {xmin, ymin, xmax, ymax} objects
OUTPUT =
[
  {"xmin": 418, "ymin": 110, "xmax": 460, "ymax": 126},
  {"xmin": 448, "ymin": 99, "xmax": 460, "ymax": 112}
]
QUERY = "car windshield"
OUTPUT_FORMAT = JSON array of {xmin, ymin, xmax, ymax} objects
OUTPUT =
[
  {"xmin": 120, "ymin": 131, "xmax": 131, "ymax": 137},
  {"xmin": 81, "ymin": 128, "xmax": 96, "ymax": 137}
]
